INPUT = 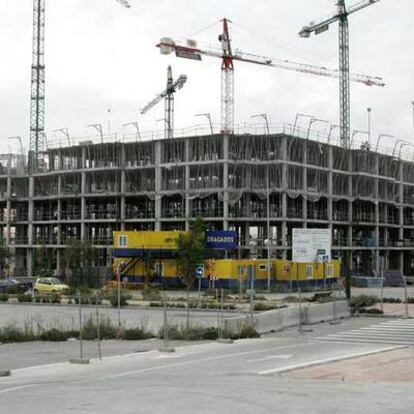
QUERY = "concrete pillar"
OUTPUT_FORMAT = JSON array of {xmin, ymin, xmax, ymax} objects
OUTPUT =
[
  {"xmin": 27, "ymin": 175, "xmax": 34, "ymax": 277},
  {"xmin": 120, "ymin": 144, "xmax": 126, "ymax": 231},
  {"xmin": 302, "ymin": 140, "xmax": 307, "ymax": 227},
  {"xmin": 327, "ymin": 146, "xmax": 333, "ymax": 233},
  {"xmin": 222, "ymin": 134, "xmax": 229, "ymax": 230},
  {"xmin": 184, "ymin": 139, "xmax": 190, "ymax": 231},
  {"xmin": 154, "ymin": 141, "xmax": 162, "ymax": 231}
]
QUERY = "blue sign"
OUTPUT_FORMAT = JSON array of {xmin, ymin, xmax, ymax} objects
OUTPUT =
[
  {"xmin": 205, "ymin": 231, "xmax": 238, "ymax": 249},
  {"xmin": 195, "ymin": 265, "xmax": 204, "ymax": 279}
]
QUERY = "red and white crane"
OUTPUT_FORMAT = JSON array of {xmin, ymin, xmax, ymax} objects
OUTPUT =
[{"xmin": 157, "ymin": 18, "xmax": 384, "ymax": 134}]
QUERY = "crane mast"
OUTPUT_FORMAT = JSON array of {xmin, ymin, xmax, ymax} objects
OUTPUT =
[
  {"xmin": 219, "ymin": 18, "xmax": 234, "ymax": 134},
  {"xmin": 141, "ymin": 66, "xmax": 187, "ymax": 139},
  {"xmin": 29, "ymin": 0, "xmax": 46, "ymax": 172},
  {"xmin": 28, "ymin": 0, "xmax": 131, "ymax": 172},
  {"xmin": 299, "ymin": 0, "xmax": 380, "ymax": 148}
]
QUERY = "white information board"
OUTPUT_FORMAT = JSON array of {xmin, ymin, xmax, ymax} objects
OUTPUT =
[{"xmin": 292, "ymin": 228, "xmax": 331, "ymax": 263}]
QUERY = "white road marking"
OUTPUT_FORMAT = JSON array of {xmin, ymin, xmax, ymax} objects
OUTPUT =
[
  {"xmin": 101, "ymin": 343, "xmax": 313, "ymax": 380},
  {"xmin": 247, "ymin": 355, "xmax": 293, "ymax": 363},
  {"xmin": 0, "ymin": 384, "xmax": 37, "ymax": 395}
]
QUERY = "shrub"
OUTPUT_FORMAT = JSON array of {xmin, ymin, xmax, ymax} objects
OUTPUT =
[
  {"xmin": 124, "ymin": 327, "xmax": 153, "ymax": 340},
  {"xmin": 39, "ymin": 328, "xmax": 73, "ymax": 341},
  {"xmin": 0, "ymin": 325, "xmax": 35, "ymax": 343},
  {"xmin": 382, "ymin": 297, "xmax": 402, "ymax": 303},
  {"xmin": 350, "ymin": 295, "xmax": 378, "ymax": 310},
  {"xmin": 359, "ymin": 308, "xmax": 383, "ymax": 314},
  {"xmin": 106, "ymin": 289, "xmax": 131, "ymax": 307},
  {"xmin": 17, "ymin": 294, "xmax": 33, "ymax": 303},
  {"xmin": 0, "ymin": 293, "xmax": 9, "ymax": 302},
  {"xmin": 227, "ymin": 324, "xmax": 260, "ymax": 340},
  {"xmin": 142, "ymin": 288, "xmax": 162, "ymax": 302}
]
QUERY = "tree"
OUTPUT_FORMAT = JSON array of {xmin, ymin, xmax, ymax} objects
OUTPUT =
[
  {"xmin": 62, "ymin": 239, "xmax": 96, "ymax": 288},
  {"xmin": 174, "ymin": 217, "xmax": 207, "ymax": 290},
  {"xmin": 0, "ymin": 236, "xmax": 10, "ymax": 278},
  {"xmin": 35, "ymin": 245, "xmax": 53, "ymax": 277}
]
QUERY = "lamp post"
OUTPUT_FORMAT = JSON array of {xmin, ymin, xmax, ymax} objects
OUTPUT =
[
  {"xmin": 86, "ymin": 124, "xmax": 104, "ymax": 144},
  {"xmin": 122, "ymin": 122, "xmax": 141, "ymax": 142},
  {"xmin": 367, "ymin": 108, "xmax": 372, "ymax": 146},
  {"xmin": 392, "ymin": 139, "xmax": 406, "ymax": 158},
  {"xmin": 292, "ymin": 113, "xmax": 314, "ymax": 137},
  {"xmin": 375, "ymin": 133, "xmax": 394, "ymax": 153},
  {"xmin": 350, "ymin": 130, "xmax": 369, "ymax": 149},
  {"xmin": 251, "ymin": 113, "xmax": 270, "ymax": 135},
  {"xmin": 327, "ymin": 125, "xmax": 339, "ymax": 144},
  {"xmin": 8, "ymin": 136, "xmax": 25, "ymax": 170},
  {"xmin": 53, "ymin": 128, "xmax": 71, "ymax": 146},
  {"xmin": 195, "ymin": 113, "xmax": 214, "ymax": 135},
  {"xmin": 306, "ymin": 118, "xmax": 329, "ymax": 141}
]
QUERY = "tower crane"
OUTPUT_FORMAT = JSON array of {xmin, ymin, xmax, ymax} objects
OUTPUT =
[
  {"xmin": 29, "ymin": 0, "xmax": 131, "ymax": 172},
  {"xmin": 299, "ymin": 0, "xmax": 380, "ymax": 148},
  {"xmin": 158, "ymin": 17, "xmax": 384, "ymax": 135},
  {"xmin": 141, "ymin": 66, "xmax": 187, "ymax": 139}
]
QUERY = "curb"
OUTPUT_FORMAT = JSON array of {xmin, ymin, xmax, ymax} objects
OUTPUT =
[{"xmin": 258, "ymin": 345, "xmax": 407, "ymax": 375}]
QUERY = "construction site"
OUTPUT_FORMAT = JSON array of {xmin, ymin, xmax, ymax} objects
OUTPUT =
[
  {"xmin": 1, "ymin": 127, "xmax": 414, "ymax": 279},
  {"xmin": 3, "ymin": 0, "xmax": 413, "ymax": 281}
]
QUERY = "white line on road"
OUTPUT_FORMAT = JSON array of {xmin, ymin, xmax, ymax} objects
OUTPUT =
[
  {"xmin": 101, "ymin": 343, "xmax": 313, "ymax": 380},
  {"xmin": 0, "ymin": 384, "xmax": 38, "ymax": 395},
  {"xmin": 247, "ymin": 355, "xmax": 293, "ymax": 363},
  {"xmin": 258, "ymin": 346, "xmax": 404, "ymax": 375}
]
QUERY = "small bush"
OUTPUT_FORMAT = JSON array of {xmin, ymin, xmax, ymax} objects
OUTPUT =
[
  {"xmin": 17, "ymin": 294, "xmax": 33, "ymax": 303},
  {"xmin": 0, "ymin": 293, "xmax": 9, "ymax": 302},
  {"xmin": 0, "ymin": 325, "xmax": 35, "ymax": 343},
  {"xmin": 228, "ymin": 324, "xmax": 260, "ymax": 340},
  {"xmin": 124, "ymin": 327, "xmax": 153, "ymax": 340},
  {"xmin": 142, "ymin": 288, "xmax": 162, "ymax": 302},
  {"xmin": 382, "ymin": 297, "xmax": 402, "ymax": 303},
  {"xmin": 350, "ymin": 295, "xmax": 379, "ymax": 310},
  {"xmin": 106, "ymin": 289, "xmax": 131, "ymax": 307},
  {"xmin": 359, "ymin": 308, "xmax": 383, "ymax": 314},
  {"xmin": 39, "ymin": 328, "xmax": 73, "ymax": 341}
]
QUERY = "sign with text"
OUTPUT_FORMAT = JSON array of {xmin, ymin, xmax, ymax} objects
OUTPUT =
[
  {"xmin": 292, "ymin": 228, "xmax": 331, "ymax": 263},
  {"xmin": 205, "ymin": 231, "xmax": 237, "ymax": 249}
]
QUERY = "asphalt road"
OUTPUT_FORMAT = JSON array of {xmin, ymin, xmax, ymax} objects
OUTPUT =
[{"xmin": 1, "ymin": 317, "xmax": 413, "ymax": 414}]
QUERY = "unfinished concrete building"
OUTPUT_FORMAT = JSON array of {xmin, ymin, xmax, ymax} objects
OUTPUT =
[{"xmin": 1, "ymin": 131, "xmax": 414, "ymax": 280}]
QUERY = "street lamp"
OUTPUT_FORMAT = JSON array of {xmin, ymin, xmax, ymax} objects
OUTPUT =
[
  {"xmin": 292, "ymin": 113, "xmax": 314, "ymax": 137},
  {"xmin": 367, "ymin": 108, "xmax": 372, "ymax": 146},
  {"xmin": 86, "ymin": 124, "xmax": 104, "ymax": 144},
  {"xmin": 53, "ymin": 128, "xmax": 71, "ymax": 146},
  {"xmin": 306, "ymin": 118, "xmax": 329, "ymax": 141},
  {"xmin": 327, "ymin": 125, "xmax": 339, "ymax": 144},
  {"xmin": 392, "ymin": 139, "xmax": 407, "ymax": 158},
  {"xmin": 122, "ymin": 122, "xmax": 141, "ymax": 142},
  {"xmin": 251, "ymin": 113, "xmax": 270, "ymax": 135},
  {"xmin": 375, "ymin": 133, "xmax": 394, "ymax": 153},
  {"xmin": 195, "ymin": 113, "xmax": 214, "ymax": 135},
  {"xmin": 8, "ymin": 136, "xmax": 25, "ymax": 169},
  {"xmin": 350, "ymin": 130, "xmax": 369, "ymax": 149}
]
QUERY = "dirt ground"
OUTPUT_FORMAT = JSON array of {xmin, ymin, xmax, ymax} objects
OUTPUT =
[{"xmin": 285, "ymin": 348, "xmax": 414, "ymax": 382}]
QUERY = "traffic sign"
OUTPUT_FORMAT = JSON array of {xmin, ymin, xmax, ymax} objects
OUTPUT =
[{"xmin": 195, "ymin": 265, "xmax": 204, "ymax": 279}]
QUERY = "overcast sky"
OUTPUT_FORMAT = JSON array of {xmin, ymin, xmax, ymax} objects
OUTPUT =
[{"xmin": 1, "ymin": 0, "xmax": 413, "ymax": 153}]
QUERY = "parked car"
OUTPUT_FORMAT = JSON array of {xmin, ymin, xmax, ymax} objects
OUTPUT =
[
  {"xmin": 33, "ymin": 277, "xmax": 69, "ymax": 295},
  {"xmin": 0, "ymin": 278, "xmax": 32, "ymax": 294}
]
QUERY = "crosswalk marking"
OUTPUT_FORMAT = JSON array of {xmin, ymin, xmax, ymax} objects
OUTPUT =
[{"xmin": 317, "ymin": 319, "xmax": 414, "ymax": 345}]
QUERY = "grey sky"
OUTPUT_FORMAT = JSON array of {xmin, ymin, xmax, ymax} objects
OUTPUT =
[{"xmin": 1, "ymin": 0, "xmax": 413, "ymax": 153}]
